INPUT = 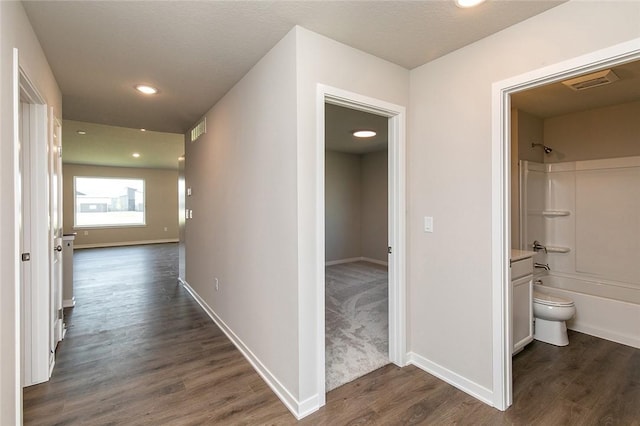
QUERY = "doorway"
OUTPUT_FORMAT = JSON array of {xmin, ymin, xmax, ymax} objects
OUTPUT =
[
  {"xmin": 316, "ymin": 85, "xmax": 406, "ymax": 402},
  {"xmin": 324, "ymin": 103, "xmax": 389, "ymax": 390},
  {"xmin": 491, "ymin": 38, "xmax": 640, "ymax": 409}
]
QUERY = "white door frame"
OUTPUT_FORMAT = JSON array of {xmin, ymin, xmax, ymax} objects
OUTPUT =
[
  {"xmin": 315, "ymin": 84, "xmax": 406, "ymax": 403},
  {"xmin": 491, "ymin": 37, "xmax": 640, "ymax": 410},
  {"xmin": 18, "ymin": 58, "xmax": 51, "ymax": 387}
]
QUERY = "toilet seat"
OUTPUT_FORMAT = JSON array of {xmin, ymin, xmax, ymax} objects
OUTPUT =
[{"xmin": 533, "ymin": 291, "xmax": 574, "ymax": 307}]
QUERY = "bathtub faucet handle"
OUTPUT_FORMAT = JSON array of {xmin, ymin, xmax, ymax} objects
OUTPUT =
[
  {"xmin": 534, "ymin": 262, "xmax": 551, "ymax": 271},
  {"xmin": 533, "ymin": 240, "xmax": 547, "ymax": 253}
]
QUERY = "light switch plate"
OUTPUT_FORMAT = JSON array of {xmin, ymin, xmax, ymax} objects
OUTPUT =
[{"xmin": 424, "ymin": 216, "xmax": 434, "ymax": 233}]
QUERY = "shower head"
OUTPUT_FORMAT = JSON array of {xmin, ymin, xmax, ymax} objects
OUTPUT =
[{"xmin": 532, "ymin": 142, "xmax": 553, "ymax": 154}]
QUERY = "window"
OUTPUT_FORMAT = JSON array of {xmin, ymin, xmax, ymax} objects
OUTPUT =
[{"xmin": 74, "ymin": 177, "xmax": 145, "ymax": 228}]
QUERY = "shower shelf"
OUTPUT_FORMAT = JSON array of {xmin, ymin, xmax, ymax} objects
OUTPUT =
[
  {"xmin": 542, "ymin": 210, "xmax": 570, "ymax": 217},
  {"xmin": 546, "ymin": 246, "xmax": 570, "ymax": 253}
]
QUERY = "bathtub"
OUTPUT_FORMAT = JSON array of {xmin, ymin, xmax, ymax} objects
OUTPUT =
[{"xmin": 534, "ymin": 273, "xmax": 640, "ymax": 349}]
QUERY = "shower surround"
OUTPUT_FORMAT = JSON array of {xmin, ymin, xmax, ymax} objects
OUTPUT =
[{"xmin": 520, "ymin": 157, "xmax": 640, "ymax": 348}]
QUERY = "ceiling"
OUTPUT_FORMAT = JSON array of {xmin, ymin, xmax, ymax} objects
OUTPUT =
[
  {"xmin": 62, "ymin": 120, "xmax": 184, "ymax": 169},
  {"xmin": 511, "ymin": 59, "xmax": 640, "ymax": 118},
  {"xmin": 23, "ymin": 0, "xmax": 565, "ymax": 135},
  {"xmin": 325, "ymin": 104, "xmax": 388, "ymax": 155}
]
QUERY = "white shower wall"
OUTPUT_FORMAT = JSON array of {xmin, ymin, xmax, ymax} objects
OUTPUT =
[
  {"xmin": 521, "ymin": 157, "xmax": 640, "ymax": 301},
  {"xmin": 521, "ymin": 157, "xmax": 640, "ymax": 347}
]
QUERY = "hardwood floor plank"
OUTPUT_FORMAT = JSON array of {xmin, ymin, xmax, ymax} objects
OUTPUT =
[{"xmin": 23, "ymin": 244, "xmax": 640, "ymax": 425}]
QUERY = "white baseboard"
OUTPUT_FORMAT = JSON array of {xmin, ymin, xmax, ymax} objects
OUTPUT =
[
  {"xmin": 179, "ymin": 279, "xmax": 316, "ymax": 419},
  {"xmin": 569, "ymin": 323, "xmax": 640, "ymax": 349},
  {"xmin": 62, "ymin": 297, "xmax": 75, "ymax": 308},
  {"xmin": 325, "ymin": 256, "xmax": 388, "ymax": 267},
  {"xmin": 361, "ymin": 257, "xmax": 388, "ymax": 266},
  {"xmin": 407, "ymin": 351, "xmax": 494, "ymax": 407},
  {"xmin": 74, "ymin": 239, "xmax": 178, "ymax": 249}
]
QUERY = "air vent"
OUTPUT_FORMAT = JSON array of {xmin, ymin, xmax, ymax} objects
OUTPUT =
[
  {"xmin": 190, "ymin": 118, "xmax": 206, "ymax": 142},
  {"xmin": 562, "ymin": 69, "xmax": 619, "ymax": 91}
]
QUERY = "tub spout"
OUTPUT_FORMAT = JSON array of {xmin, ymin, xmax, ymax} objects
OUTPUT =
[{"xmin": 534, "ymin": 262, "xmax": 551, "ymax": 271}]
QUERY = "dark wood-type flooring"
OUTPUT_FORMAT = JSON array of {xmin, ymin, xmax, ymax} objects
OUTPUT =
[{"xmin": 24, "ymin": 244, "xmax": 640, "ymax": 425}]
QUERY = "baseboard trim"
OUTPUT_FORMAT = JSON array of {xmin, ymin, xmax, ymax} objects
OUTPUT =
[
  {"xmin": 62, "ymin": 297, "xmax": 75, "ymax": 308},
  {"xmin": 179, "ymin": 279, "xmax": 315, "ymax": 420},
  {"xmin": 407, "ymin": 351, "xmax": 494, "ymax": 407},
  {"xmin": 75, "ymin": 239, "xmax": 178, "ymax": 249},
  {"xmin": 361, "ymin": 257, "xmax": 388, "ymax": 266},
  {"xmin": 325, "ymin": 256, "xmax": 388, "ymax": 267},
  {"xmin": 569, "ymin": 323, "xmax": 640, "ymax": 349}
]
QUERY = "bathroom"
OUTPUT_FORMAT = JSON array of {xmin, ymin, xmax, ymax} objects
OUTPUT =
[{"xmin": 510, "ymin": 61, "xmax": 640, "ymax": 351}]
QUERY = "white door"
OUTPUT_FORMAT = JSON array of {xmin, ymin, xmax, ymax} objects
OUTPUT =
[
  {"xmin": 50, "ymin": 116, "xmax": 64, "ymax": 352},
  {"xmin": 20, "ymin": 96, "xmax": 50, "ymax": 386}
]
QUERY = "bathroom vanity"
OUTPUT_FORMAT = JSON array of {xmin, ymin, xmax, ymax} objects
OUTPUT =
[{"xmin": 510, "ymin": 250, "xmax": 535, "ymax": 354}]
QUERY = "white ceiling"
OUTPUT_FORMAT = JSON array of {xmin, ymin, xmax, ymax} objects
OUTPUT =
[
  {"xmin": 23, "ymin": 0, "xmax": 565, "ymax": 135},
  {"xmin": 325, "ymin": 104, "xmax": 388, "ymax": 155},
  {"xmin": 62, "ymin": 120, "xmax": 184, "ymax": 169},
  {"xmin": 512, "ymin": 59, "xmax": 640, "ymax": 118}
]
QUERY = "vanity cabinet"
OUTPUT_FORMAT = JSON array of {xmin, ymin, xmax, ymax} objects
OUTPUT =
[{"xmin": 511, "ymin": 253, "xmax": 534, "ymax": 354}]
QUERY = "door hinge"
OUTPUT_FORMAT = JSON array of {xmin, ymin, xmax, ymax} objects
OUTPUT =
[
  {"xmin": 21, "ymin": 253, "xmax": 31, "ymax": 262},
  {"xmin": 58, "ymin": 309, "xmax": 63, "ymax": 320},
  {"xmin": 388, "ymin": 246, "xmax": 392, "ymax": 254}
]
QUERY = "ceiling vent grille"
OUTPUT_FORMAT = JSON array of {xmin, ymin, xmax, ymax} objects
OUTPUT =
[
  {"xmin": 190, "ymin": 118, "xmax": 206, "ymax": 142},
  {"xmin": 562, "ymin": 69, "xmax": 619, "ymax": 91}
]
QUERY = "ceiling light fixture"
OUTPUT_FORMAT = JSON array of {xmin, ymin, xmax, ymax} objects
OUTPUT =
[
  {"xmin": 352, "ymin": 130, "xmax": 377, "ymax": 138},
  {"xmin": 132, "ymin": 153, "xmax": 141, "ymax": 158},
  {"xmin": 140, "ymin": 128, "xmax": 146, "ymax": 132},
  {"xmin": 455, "ymin": 0, "xmax": 486, "ymax": 8},
  {"xmin": 135, "ymin": 84, "xmax": 158, "ymax": 95},
  {"xmin": 77, "ymin": 130, "xmax": 87, "ymax": 135}
]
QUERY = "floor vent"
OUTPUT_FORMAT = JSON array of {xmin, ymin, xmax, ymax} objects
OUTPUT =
[
  {"xmin": 562, "ymin": 69, "xmax": 619, "ymax": 91},
  {"xmin": 190, "ymin": 118, "xmax": 206, "ymax": 142}
]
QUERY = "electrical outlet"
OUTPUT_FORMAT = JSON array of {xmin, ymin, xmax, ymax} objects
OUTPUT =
[
  {"xmin": 215, "ymin": 278, "xmax": 219, "ymax": 291},
  {"xmin": 83, "ymin": 230, "xmax": 89, "ymax": 236},
  {"xmin": 164, "ymin": 227, "xmax": 168, "ymax": 232}
]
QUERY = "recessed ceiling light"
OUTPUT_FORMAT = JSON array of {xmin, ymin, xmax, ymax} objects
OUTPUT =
[
  {"xmin": 455, "ymin": 0, "xmax": 486, "ymax": 8},
  {"xmin": 353, "ymin": 130, "xmax": 377, "ymax": 138},
  {"xmin": 135, "ymin": 84, "xmax": 158, "ymax": 95},
  {"xmin": 77, "ymin": 130, "xmax": 87, "ymax": 135},
  {"xmin": 132, "ymin": 153, "xmax": 141, "ymax": 158}
]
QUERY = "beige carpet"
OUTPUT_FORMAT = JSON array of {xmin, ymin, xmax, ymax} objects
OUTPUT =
[{"xmin": 325, "ymin": 261, "xmax": 389, "ymax": 391}]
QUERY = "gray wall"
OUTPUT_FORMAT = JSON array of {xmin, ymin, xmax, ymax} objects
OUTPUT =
[
  {"xmin": 63, "ymin": 164, "xmax": 178, "ymax": 248},
  {"xmin": 325, "ymin": 151, "xmax": 361, "ymax": 261},
  {"xmin": 409, "ymin": 1, "xmax": 640, "ymax": 392},
  {"xmin": 544, "ymin": 100, "xmax": 640, "ymax": 163},
  {"xmin": 325, "ymin": 149, "xmax": 388, "ymax": 263},
  {"xmin": 361, "ymin": 150, "xmax": 388, "ymax": 262}
]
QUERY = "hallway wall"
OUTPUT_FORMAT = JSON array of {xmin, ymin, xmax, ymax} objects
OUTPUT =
[{"xmin": 409, "ymin": 0, "xmax": 640, "ymax": 401}]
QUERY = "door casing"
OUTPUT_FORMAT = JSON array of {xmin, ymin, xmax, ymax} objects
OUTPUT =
[
  {"xmin": 315, "ymin": 84, "xmax": 407, "ymax": 406},
  {"xmin": 490, "ymin": 37, "xmax": 640, "ymax": 410}
]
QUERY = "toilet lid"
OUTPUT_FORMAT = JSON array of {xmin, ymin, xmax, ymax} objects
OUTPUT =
[{"xmin": 533, "ymin": 291, "xmax": 574, "ymax": 307}]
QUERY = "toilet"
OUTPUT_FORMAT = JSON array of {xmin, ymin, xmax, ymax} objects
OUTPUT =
[{"xmin": 533, "ymin": 290, "xmax": 576, "ymax": 346}]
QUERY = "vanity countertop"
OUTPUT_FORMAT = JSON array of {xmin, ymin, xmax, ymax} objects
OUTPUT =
[{"xmin": 511, "ymin": 249, "xmax": 536, "ymax": 262}]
